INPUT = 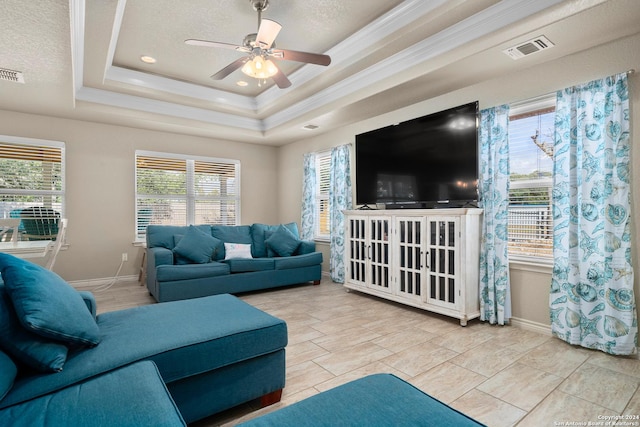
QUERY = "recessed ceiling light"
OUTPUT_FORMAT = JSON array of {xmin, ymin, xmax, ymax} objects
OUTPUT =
[
  {"xmin": 140, "ymin": 55, "xmax": 157, "ymax": 64},
  {"xmin": 236, "ymin": 80, "xmax": 248, "ymax": 87}
]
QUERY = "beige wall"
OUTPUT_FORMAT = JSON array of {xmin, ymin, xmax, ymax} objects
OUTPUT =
[
  {"xmin": 0, "ymin": 112, "xmax": 279, "ymax": 281},
  {"xmin": 277, "ymin": 33, "xmax": 640, "ymax": 328}
]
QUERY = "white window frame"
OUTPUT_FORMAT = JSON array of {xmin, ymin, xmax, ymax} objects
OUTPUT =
[
  {"xmin": 0, "ymin": 135, "xmax": 66, "ymax": 219},
  {"xmin": 507, "ymin": 94, "xmax": 555, "ymax": 265},
  {"xmin": 315, "ymin": 150, "xmax": 331, "ymax": 241},
  {"xmin": 134, "ymin": 150, "xmax": 240, "ymax": 241}
]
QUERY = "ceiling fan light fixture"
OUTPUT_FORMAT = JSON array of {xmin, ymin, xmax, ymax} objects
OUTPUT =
[{"xmin": 241, "ymin": 56, "xmax": 278, "ymax": 79}]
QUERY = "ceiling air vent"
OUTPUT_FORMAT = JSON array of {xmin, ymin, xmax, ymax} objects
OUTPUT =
[
  {"xmin": 503, "ymin": 36, "xmax": 554, "ymax": 60},
  {"xmin": 0, "ymin": 68, "xmax": 25, "ymax": 83}
]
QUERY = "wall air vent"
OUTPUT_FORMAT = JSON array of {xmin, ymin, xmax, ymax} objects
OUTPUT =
[
  {"xmin": 503, "ymin": 36, "xmax": 554, "ymax": 60},
  {"xmin": 0, "ymin": 68, "xmax": 25, "ymax": 83},
  {"xmin": 303, "ymin": 124, "xmax": 319, "ymax": 130}
]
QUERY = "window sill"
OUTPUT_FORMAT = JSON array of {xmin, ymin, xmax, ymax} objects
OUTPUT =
[
  {"xmin": 314, "ymin": 237, "xmax": 330, "ymax": 244},
  {"xmin": 509, "ymin": 256, "xmax": 553, "ymax": 274}
]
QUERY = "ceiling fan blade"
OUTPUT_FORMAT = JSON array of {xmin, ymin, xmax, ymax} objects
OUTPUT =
[
  {"xmin": 185, "ymin": 39, "xmax": 250, "ymax": 53},
  {"xmin": 256, "ymin": 19, "xmax": 282, "ymax": 49},
  {"xmin": 271, "ymin": 49, "xmax": 331, "ymax": 66},
  {"xmin": 271, "ymin": 62, "xmax": 292, "ymax": 89},
  {"xmin": 211, "ymin": 57, "xmax": 250, "ymax": 80}
]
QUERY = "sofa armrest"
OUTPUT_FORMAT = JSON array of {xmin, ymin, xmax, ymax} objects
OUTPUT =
[
  {"xmin": 146, "ymin": 247, "xmax": 174, "ymax": 293},
  {"xmin": 149, "ymin": 247, "xmax": 175, "ymax": 267},
  {"xmin": 297, "ymin": 240, "xmax": 316, "ymax": 255},
  {"xmin": 78, "ymin": 291, "xmax": 97, "ymax": 319}
]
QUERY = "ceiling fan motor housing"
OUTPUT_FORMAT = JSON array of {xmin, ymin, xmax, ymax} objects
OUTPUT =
[{"xmin": 250, "ymin": 0, "xmax": 269, "ymax": 13}]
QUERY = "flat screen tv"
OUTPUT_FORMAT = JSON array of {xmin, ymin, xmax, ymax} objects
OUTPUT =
[{"xmin": 355, "ymin": 101, "xmax": 479, "ymax": 209}]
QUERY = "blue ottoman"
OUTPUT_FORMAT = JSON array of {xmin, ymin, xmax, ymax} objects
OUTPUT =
[{"xmin": 239, "ymin": 373, "xmax": 486, "ymax": 426}]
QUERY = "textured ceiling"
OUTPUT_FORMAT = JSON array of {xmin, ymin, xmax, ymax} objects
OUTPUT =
[
  {"xmin": 1, "ymin": 0, "xmax": 639, "ymax": 145},
  {"xmin": 114, "ymin": 0, "xmax": 401, "ymax": 95}
]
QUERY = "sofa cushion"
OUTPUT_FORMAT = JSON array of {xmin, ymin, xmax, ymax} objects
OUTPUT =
[
  {"xmin": 0, "ymin": 254, "xmax": 101, "ymax": 348},
  {"xmin": 173, "ymin": 225, "xmax": 222, "ymax": 264},
  {"xmin": 265, "ymin": 225, "xmax": 301, "ymax": 257},
  {"xmin": 224, "ymin": 243, "xmax": 253, "ymax": 260},
  {"xmin": 211, "ymin": 225, "xmax": 253, "ymax": 260},
  {"xmin": 273, "ymin": 252, "xmax": 323, "ymax": 270},
  {"xmin": 223, "ymin": 258, "xmax": 275, "ymax": 273},
  {"xmin": 156, "ymin": 262, "xmax": 230, "ymax": 282},
  {"xmin": 0, "ymin": 283, "xmax": 68, "ymax": 373},
  {"xmin": 0, "ymin": 361, "xmax": 186, "ymax": 427},
  {"xmin": 0, "ymin": 350, "xmax": 17, "ymax": 401},
  {"xmin": 251, "ymin": 223, "xmax": 299, "ymax": 258}
]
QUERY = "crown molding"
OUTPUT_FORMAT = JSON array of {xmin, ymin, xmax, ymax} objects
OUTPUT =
[{"xmin": 75, "ymin": 86, "xmax": 262, "ymax": 131}]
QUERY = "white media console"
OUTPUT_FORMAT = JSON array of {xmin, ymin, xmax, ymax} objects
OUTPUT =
[{"xmin": 343, "ymin": 208, "xmax": 482, "ymax": 326}]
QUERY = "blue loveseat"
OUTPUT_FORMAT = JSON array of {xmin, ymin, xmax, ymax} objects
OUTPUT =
[
  {"xmin": 146, "ymin": 222, "xmax": 323, "ymax": 302},
  {"xmin": 0, "ymin": 254, "xmax": 288, "ymax": 426}
]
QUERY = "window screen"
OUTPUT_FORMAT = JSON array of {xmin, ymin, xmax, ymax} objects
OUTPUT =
[{"xmin": 508, "ymin": 107, "xmax": 554, "ymax": 259}]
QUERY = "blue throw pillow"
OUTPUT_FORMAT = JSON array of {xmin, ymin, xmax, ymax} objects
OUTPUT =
[
  {"xmin": 0, "ymin": 349, "xmax": 17, "ymax": 401},
  {"xmin": 0, "ymin": 283, "xmax": 68, "ymax": 373},
  {"xmin": 265, "ymin": 224, "xmax": 301, "ymax": 257},
  {"xmin": 173, "ymin": 225, "xmax": 221, "ymax": 264},
  {"xmin": 251, "ymin": 223, "xmax": 300, "ymax": 258},
  {"xmin": 0, "ymin": 253, "xmax": 101, "ymax": 348}
]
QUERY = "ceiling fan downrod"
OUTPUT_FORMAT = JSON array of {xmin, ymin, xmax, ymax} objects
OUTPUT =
[{"xmin": 250, "ymin": 0, "xmax": 270, "ymax": 28}]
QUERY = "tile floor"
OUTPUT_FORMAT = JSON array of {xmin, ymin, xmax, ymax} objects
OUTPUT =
[{"xmin": 92, "ymin": 278, "xmax": 640, "ymax": 427}]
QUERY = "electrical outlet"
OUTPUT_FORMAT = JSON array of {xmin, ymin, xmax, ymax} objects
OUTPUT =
[{"xmin": 121, "ymin": 253, "xmax": 128, "ymax": 262}]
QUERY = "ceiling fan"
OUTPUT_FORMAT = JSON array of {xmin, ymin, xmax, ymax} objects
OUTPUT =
[{"xmin": 185, "ymin": 0, "xmax": 331, "ymax": 89}]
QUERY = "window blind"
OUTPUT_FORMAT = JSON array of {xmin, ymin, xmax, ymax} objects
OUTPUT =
[
  {"xmin": 135, "ymin": 151, "xmax": 240, "ymax": 240},
  {"xmin": 315, "ymin": 152, "xmax": 331, "ymax": 238},
  {"xmin": 0, "ymin": 137, "xmax": 65, "ymax": 220}
]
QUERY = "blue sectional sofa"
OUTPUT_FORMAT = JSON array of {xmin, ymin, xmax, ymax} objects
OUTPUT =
[
  {"xmin": 146, "ymin": 222, "xmax": 323, "ymax": 302},
  {"xmin": 0, "ymin": 254, "xmax": 288, "ymax": 426}
]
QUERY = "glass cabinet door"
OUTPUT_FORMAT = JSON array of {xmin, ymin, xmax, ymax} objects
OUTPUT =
[
  {"xmin": 368, "ymin": 218, "xmax": 391, "ymax": 292},
  {"xmin": 395, "ymin": 217, "xmax": 424, "ymax": 300},
  {"xmin": 347, "ymin": 217, "xmax": 367, "ymax": 285},
  {"xmin": 426, "ymin": 217, "xmax": 459, "ymax": 310}
]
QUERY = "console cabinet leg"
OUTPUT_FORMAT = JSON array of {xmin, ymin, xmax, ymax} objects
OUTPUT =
[
  {"xmin": 312, "ymin": 280, "xmax": 321, "ymax": 285},
  {"xmin": 260, "ymin": 389, "xmax": 283, "ymax": 407}
]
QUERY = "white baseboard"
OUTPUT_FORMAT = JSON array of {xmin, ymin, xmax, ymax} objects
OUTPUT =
[
  {"xmin": 509, "ymin": 316, "xmax": 552, "ymax": 336},
  {"xmin": 69, "ymin": 275, "xmax": 139, "ymax": 291}
]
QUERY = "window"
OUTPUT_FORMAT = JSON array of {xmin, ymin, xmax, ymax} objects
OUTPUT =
[
  {"xmin": 508, "ymin": 99, "xmax": 555, "ymax": 260},
  {"xmin": 135, "ymin": 151, "xmax": 240, "ymax": 240},
  {"xmin": 315, "ymin": 151, "xmax": 331, "ymax": 240},
  {"xmin": 0, "ymin": 135, "xmax": 65, "ymax": 221}
]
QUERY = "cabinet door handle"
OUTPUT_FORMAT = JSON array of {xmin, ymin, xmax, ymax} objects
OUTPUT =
[
  {"xmin": 367, "ymin": 245, "xmax": 372, "ymax": 260},
  {"xmin": 425, "ymin": 251, "xmax": 429, "ymax": 269}
]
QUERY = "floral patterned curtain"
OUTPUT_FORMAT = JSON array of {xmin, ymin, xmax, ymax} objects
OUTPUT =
[
  {"xmin": 550, "ymin": 73, "xmax": 636, "ymax": 355},
  {"xmin": 478, "ymin": 105, "xmax": 512, "ymax": 325},
  {"xmin": 329, "ymin": 144, "xmax": 352, "ymax": 283},
  {"xmin": 300, "ymin": 152, "xmax": 316, "ymax": 241}
]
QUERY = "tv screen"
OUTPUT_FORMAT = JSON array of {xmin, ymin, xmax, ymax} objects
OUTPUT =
[{"xmin": 355, "ymin": 101, "xmax": 479, "ymax": 208}]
